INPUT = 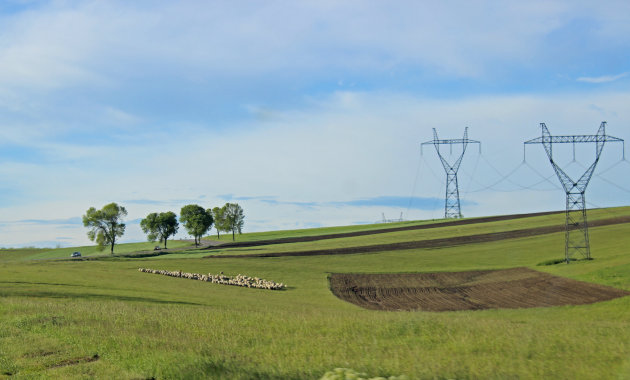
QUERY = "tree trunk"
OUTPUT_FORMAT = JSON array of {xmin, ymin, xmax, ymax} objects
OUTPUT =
[
  {"xmin": 110, "ymin": 238, "xmax": 115, "ymax": 255},
  {"xmin": 232, "ymin": 229, "xmax": 235, "ymax": 241},
  {"xmin": 216, "ymin": 229, "xmax": 220, "ymax": 239},
  {"xmin": 164, "ymin": 237, "xmax": 168, "ymax": 249}
]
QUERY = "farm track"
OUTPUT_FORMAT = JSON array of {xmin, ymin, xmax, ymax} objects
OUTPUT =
[
  {"xmin": 204, "ymin": 215, "xmax": 630, "ymax": 259},
  {"xmin": 329, "ymin": 267, "xmax": 630, "ymax": 312},
  {"xmin": 204, "ymin": 210, "xmax": 564, "ymax": 249}
]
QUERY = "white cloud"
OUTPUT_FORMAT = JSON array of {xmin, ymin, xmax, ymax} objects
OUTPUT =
[
  {"xmin": 0, "ymin": 0, "xmax": 625, "ymax": 91},
  {"xmin": 102, "ymin": 107, "xmax": 143, "ymax": 126},
  {"xmin": 2, "ymin": 90, "xmax": 629, "ymax": 247},
  {"xmin": 1, "ymin": 1, "xmax": 629, "ymax": 247},
  {"xmin": 577, "ymin": 73, "xmax": 628, "ymax": 83}
]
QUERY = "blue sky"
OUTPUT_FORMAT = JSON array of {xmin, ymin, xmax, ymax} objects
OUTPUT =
[{"xmin": 0, "ymin": 0, "xmax": 629, "ymax": 247}]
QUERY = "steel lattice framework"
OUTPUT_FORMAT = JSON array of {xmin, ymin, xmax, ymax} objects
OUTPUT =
[
  {"xmin": 422, "ymin": 128, "xmax": 480, "ymax": 219},
  {"xmin": 524, "ymin": 122, "xmax": 624, "ymax": 263}
]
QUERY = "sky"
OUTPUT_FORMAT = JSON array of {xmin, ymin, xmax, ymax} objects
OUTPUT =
[{"xmin": 0, "ymin": 0, "xmax": 629, "ymax": 248}]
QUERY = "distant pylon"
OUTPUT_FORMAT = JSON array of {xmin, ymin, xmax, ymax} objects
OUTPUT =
[
  {"xmin": 422, "ymin": 128, "xmax": 481, "ymax": 219},
  {"xmin": 524, "ymin": 122, "xmax": 625, "ymax": 263}
]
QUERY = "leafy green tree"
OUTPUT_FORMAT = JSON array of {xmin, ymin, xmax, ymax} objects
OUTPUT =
[
  {"xmin": 82, "ymin": 202, "xmax": 127, "ymax": 254},
  {"xmin": 222, "ymin": 203, "xmax": 245, "ymax": 241},
  {"xmin": 180, "ymin": 204, "xmax": 213, "ymax": 246},
  {"xmin": 212, "ymin": 206, "xmax": 226, "ymax": 239},
  {"xmin": 140, "ymin": 211, "xmax": 179, "ymax": 249}
]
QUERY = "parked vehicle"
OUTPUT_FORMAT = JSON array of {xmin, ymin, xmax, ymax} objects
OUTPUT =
[{"xmin": 71, "ymin": 251, "xmax": 81, "ymax": 258}]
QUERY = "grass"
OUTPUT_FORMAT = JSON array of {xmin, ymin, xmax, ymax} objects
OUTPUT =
[
  {"xmin": 0, "ymin": 207, "xmax": 629, "ymax": 378},
  {"xmin": 203, "ymin": 218, "xmax": 453, "ymax": 243},
  {"xmin": 0, "ymin": 240, "xmax": 192, "ymax": 262},
  {"xmin": 202, "ymin": 206, "xmax": 625, "ymax": 245},
  {"xmin": 168, "ymin": 206, "xmax": 629, "ymax": 259}
]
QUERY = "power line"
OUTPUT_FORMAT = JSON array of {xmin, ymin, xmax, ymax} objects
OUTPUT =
[
  {"xmin": 593, "ymin": 173, "xmax": 630, "ymax": 194},
  {"xmin": 405, "ymin": 151, "xmax": 424, "ymax": 218},
  {"xmin": 421, "ymin": 154, "xmax": 447, "ymax": 184},
  {"xmin": 522, "ymin": 161, "xmax": 562, "ymax": 190},
  {"xmin": 597, "ymin": 158, "xmax": 629, "ymax": 176},
  {"xmin": 460, "ymin": 158, "xmax": 561, "ymax": 193},
  {"xmin": 461, "ymin": 151, "xmax": 481, "ymax": 194}
]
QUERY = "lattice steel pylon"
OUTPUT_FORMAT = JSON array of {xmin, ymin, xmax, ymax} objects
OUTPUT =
[
  {"xmin": 422, "ymin": 128, "xmax": 481, "ymax": 219},
  {"xmin": 524, "ymin": 122, "xmax": 625, "ymax": 263}
]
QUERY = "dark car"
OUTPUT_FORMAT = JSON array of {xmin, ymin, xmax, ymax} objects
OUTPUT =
[{"xmin": 71, "ymin": 251, "xmax": 81, "ymax": 258}]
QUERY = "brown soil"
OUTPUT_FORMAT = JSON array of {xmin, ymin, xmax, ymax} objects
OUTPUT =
[
  {"xmin": 329, "ymin": 267, "xmax": 630, "ymax": 312},
  {"xmin": 205, "ymin": 215, "xmax": 630, "ymax": 259},
  {"xmin": 204, "ymin": 210, "xmax": 564, "ymax": 250}
]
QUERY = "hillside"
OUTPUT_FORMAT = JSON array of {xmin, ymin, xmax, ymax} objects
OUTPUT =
[{"xmin": 0, "ymin": 207, "xmax": 629, "ymax": 379}]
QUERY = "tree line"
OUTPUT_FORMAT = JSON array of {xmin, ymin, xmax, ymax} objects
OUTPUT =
[{"xmin": 82, "ymin": 202, "xmax": 245, "ymax": 254}]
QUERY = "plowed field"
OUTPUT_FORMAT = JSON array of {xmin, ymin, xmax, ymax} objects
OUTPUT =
[
  {"xmin": 206, "ymin": 215, "xmax": 630, "ymax": 258},
  {"xmin": 206, "ymin": 210, "xmax": 563, "ymax": 249},
  {"xmin": 329, "ymin": 267, "xmax": 629, "ymax": 312}
]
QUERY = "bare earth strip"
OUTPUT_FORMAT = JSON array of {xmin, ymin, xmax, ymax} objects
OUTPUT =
[
  {"xmin": 329, "ymin": 268, "xmax": 630, "ymax": 312},
  {"xmin": 204, "ymin": 216, "xmax": 630, "ymax": 259},
  {"xmin": 204, "ymin": 210, "xmax": 564, "ymax": 249}
]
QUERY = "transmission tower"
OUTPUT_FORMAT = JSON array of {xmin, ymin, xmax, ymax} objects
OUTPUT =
[
  {"xmin": 524, "ymin": 122, "xmax": 624, "ymax": 263},
  {"xmin": 422, "ymin": 128, "xmax": 481, "ymax": 219}
]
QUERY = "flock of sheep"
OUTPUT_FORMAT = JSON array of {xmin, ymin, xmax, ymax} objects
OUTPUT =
[{"xmin": 138, "ymin": 268, "xmax": 286, "ymax": 290}]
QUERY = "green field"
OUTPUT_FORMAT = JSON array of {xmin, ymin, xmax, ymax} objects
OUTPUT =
[{"xmin": 1, "ymin": 207, "xmax": 629, "ymax": 379}]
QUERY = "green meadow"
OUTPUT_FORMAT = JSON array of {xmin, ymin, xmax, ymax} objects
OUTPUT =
[{"xmin": 1, "ymin": 207, "xmax": 629, "ymax": 379}]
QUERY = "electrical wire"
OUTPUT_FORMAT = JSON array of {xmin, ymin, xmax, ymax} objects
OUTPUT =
[
  {"xmin": 523, "ymin": 161, "xmax": 561, "ymax": 190},
  {"xmin": 458, "ymin": 156, "xmax": 561, "ymax": 193},
  {"xmin": 420, "ymin": 142, "xmax": 628, "ymax": 215},
  {"xmin": 422, "ymin": 154, "xmax": 446, "ymax": 184},
  {"xmin": 593, "ymin": 174, "xmax": 630, "ymax": 194},
  {"xmin": 480, "ymin": 155, "xmax": 527, "ymax": 189},
  {"xmin": 461, "ymin": 151, "xmax": 481, "ymax": 194},
  {"xmin": 597, "ymin": 158, "xmax": 629, "ymax": 176},
  {"xmin": 405, "ymin": 152, "xmax": 423, "ymax": 218},
  {"xmin": 464, "ymin": 161, "xmax": 528, "ymax": 193}
]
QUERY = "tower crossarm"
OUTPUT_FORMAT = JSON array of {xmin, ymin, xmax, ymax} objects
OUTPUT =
[
  {"xmin": 421, "ymin": 127, "xmax": 481, "ymax": 168},
  {"xmin": 426, "ymin": 138, "xmax": 482, "ymax": 145},
  {"xmin": 524, "ymin": 122, "xmax": 623, "ymax": 145},
  {"xmin": 421, "ymin": 127, "xmax": 480, "ymax": 173},
  {"xmin": 523, "ymin": 122, "xmax": 625, "ymax": 192},
  {"xmin": 524, "ymin": 135, "xmax": 624, "ymax": 144}
]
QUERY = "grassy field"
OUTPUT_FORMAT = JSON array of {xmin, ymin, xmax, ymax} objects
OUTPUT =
[
  {"xmin": 0, "ymin": 240, "xmax": 192, "ymax": 262},
  {"xmin": 0, "ymin": 207, "xmax": 629, "ymax": 379}
]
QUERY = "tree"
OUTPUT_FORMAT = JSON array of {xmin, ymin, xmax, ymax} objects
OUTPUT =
[
  {"xmin": 82, "ymin": 202, "xmax": 127, "ymax": 254},
  {"xmin": 222, "ymin": 203, "xmax": 244, "ymax": 241},
  {"xmin": 212, "ymin": 206, "xmax": 226, "ymax": 239},
  {"xmin": 140, "ymin": 211, "xmax": 179, "ymax": 249},
  {"xmin": 180, "ymin": 204, "xmax": 213, "ymax": 246}
]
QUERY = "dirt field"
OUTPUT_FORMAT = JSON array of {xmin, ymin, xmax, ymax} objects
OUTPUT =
[
  {"xmin": 329, "ymin": 267, "xmax": 630, "ymax": 312},
  {"xmin": 205, "ymin": 215, "xmax": 630, "ymax": 258},
  {"xmin": 205, "ymin": 210, "xmax": 564, "ymax": 249}
]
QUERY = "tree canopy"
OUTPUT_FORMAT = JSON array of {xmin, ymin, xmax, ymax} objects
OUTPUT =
[
  {"xmin": 222, "ymin": 203, "xmax": 245, "ymax": 241},
  {"xmin": 140, "ymin": 211, "xmax": 179, "ymax": 249},
  {"xmin": 212, "ymin": 206, "xmax": 227, "ymax": 239},
  {"xmin": 82, "ymin": 202, "xmax": 127, "ymax": 254},
  {"xmin": 180, "ymin": 204, "xmax": 213, "ymax": 246}
]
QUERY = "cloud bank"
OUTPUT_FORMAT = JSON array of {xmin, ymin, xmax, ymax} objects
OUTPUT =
[{"xmin": 0, "ymin": 1, "xmax": 629, "ymax": 246}]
